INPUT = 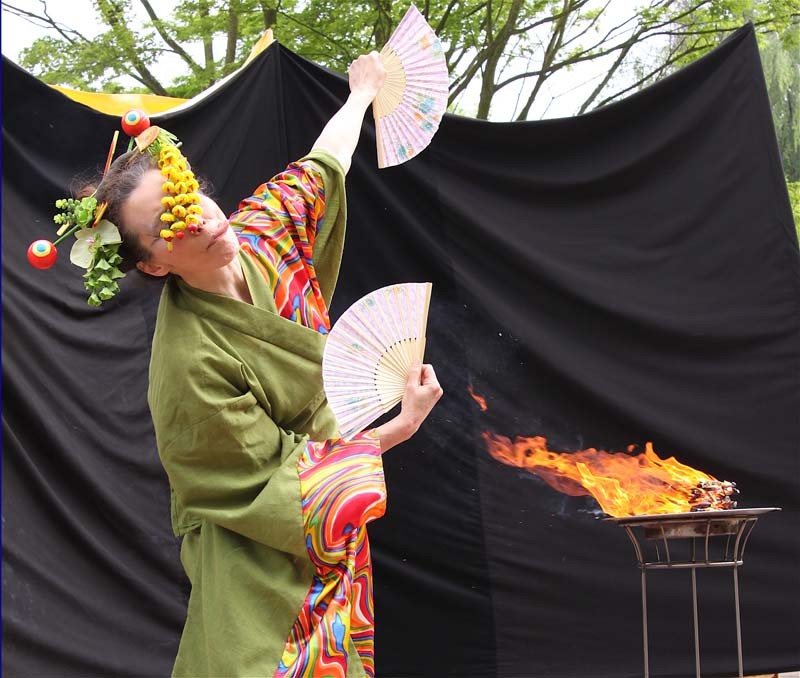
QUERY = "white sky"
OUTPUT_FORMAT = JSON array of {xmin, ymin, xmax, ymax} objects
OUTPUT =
[{"xmin": 0, "ymin": 0, "xmax": 665, "ymax": 120}]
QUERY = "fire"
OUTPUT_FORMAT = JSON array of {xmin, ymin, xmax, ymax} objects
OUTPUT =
[
  {"xmin": 468, "ymin": 386, "xmax": 737, "ymax": 516},
  {"xmin": 467, "ymin": 385, "xmax": 488, "ymax": 411},
  {"xmin": 483, "ymin": 432, "xmax": 736, "ymax": 517}
]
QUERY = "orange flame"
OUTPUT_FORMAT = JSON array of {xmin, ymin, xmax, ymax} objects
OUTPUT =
[
  {"xmin": 467, "ymin": 387, "xmax": 733, "ymax": 516},
  {"xmin": 483, "ymin": 432, "xmax": 727, "ymax": 517},
  {"xmin": 467, "ymin": 385, "xmax": 488, "ymax": 411}
]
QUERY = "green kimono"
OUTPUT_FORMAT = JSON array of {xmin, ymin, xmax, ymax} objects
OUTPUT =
[{"xmin": 148, "ymin": 151, "xmax": 372, "ymax": 677}]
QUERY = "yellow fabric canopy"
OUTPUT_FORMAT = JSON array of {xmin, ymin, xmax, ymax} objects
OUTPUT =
[{"xmin": 49, "ymin": 87, "xmax": 187, "ymax": 115}]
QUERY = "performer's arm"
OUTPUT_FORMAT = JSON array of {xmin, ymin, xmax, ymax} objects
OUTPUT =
[{"xmin": 312, "ymin": 52, "xmax": 386, "ymax": 174}]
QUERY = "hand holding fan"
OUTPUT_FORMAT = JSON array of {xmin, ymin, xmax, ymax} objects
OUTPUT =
[
  {"xmin": 373, "ymin": 5, "xmax": 448, "ymax": 168},
  {"xmin": 323, "ymin": 282, "xmax": 432, "ymax": 438}
]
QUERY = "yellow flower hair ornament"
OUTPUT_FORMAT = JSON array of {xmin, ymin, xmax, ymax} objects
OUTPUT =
[{"xmin": 127, "ymin": 113, "xmax": 202, "ymax": 252}]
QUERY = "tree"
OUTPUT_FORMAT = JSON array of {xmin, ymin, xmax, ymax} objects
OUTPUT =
[
  {"xmin": 760, "ymin": 27, "xmax": 799, "ymax": 233},
  {"xmin": 2, "ymin": 0, "xmax": 295, "ymax": 96},
  {"xmin": 760, "ymin": 29, "xmax": 800, "ymax": 182},
  {"xmin": 4, "ymin": 1, "xmax": 798, "ymax": 115}
]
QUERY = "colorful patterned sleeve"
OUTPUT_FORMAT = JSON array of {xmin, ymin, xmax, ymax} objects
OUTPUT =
[
  {"xmin": 276, "ymin": 430, "xmax": 386, "ymax": 678},
  {"xmin": 235, "ymin": 159, "xmax": 327, "ymax": 267},
  {"xmin": 232, "ymin": 152, "xmax": 346, "ymax": 331}
]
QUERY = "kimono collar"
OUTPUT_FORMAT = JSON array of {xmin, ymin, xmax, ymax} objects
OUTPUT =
[{"xmin": 169, "ymin": 253, "xmax": 327, "ymax": 363}]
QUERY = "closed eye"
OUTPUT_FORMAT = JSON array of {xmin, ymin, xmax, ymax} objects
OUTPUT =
[{"xmin": 150, "ymin": 205, "xmax": 165, "ymax": 239}]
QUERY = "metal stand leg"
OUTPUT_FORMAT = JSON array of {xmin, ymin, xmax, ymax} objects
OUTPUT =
[
  {"xmin": 733, "ymin": 566, "xmax": 743, "ymax": 678},
  {"xmin": 642, "ymin": 568, "xmax": 649, "ymax": 678},
  {"xmin": 692, "ymin": 568, "xmax": 701, "ymax": 678},
  {"xmin": 613, "ymin": 511, "xmax": 778, "ymax": 678}
]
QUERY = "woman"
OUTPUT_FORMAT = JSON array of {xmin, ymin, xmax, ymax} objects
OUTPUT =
[{"xmin": 94, "ymin": 52, "xmax": 442, "ymax": 676}]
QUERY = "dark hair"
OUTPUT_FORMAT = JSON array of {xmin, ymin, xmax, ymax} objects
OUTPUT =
[{"xmin": 77, "ymin": 150, "xmax": 158, "ymax": 272}]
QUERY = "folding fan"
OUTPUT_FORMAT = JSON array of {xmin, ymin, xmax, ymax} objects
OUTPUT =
[
  {"xmin": 323, "ymin": 282, "xmax": 433, "ymax": 438},
  {"xmin": 373, "ymin": 5, "xmax": 448, "ymax": 168}
]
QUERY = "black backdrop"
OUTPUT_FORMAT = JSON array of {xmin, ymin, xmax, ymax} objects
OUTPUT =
[{"xmin": 3, "ymin": 23, "xmax": 799, "ymax": 678}]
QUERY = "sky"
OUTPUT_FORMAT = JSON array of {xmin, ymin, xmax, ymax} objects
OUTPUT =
[{"xmin": 0, "ymin": 0, "xmax": 664, "ymax": 121}]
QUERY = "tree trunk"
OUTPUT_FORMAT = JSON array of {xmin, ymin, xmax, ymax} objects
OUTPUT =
[
  {"xmin": 225, "ymin": 0, "xmax": 240, "ymax": 71},
  {"xmin": 198, "ymin": 0, "xmax": 215, "ymax": 84},
  {"xmin": 476, "ymin": 0, "xmax": 524, "ymax": 119},
  {"xmin": 260, "ymin": 1, "xmax": 278, "ymax": 29}
]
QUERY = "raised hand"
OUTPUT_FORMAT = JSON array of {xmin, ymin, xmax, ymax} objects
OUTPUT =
[
  {"xmin": 347, "ymin": 51, "xmax": 387, "ymax": 102},
  {"xmin": 376, "ymin": 362, "xmax": 443, "ymax": 453}
]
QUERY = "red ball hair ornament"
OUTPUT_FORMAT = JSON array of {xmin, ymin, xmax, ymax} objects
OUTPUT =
[
  {"xmin": 121, "ymin": 109, "xmax": 150, "ymax": 137},
  {"xmin": 27, "ymin": 239, "xmax": 58, "ymax": 269}
]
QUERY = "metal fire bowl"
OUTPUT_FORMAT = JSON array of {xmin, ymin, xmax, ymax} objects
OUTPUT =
[{"xmin": 606, "ymin": 507, "xmax": 781, "ymax": 540}]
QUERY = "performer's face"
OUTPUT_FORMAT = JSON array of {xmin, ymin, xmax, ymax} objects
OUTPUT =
[{"xmin": 120, "ymin": 169, "xmax": 240, "ymax": 279}]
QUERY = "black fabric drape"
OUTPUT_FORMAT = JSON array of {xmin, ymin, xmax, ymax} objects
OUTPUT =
[{"xmin": 3, "ymin": 24, "xmax": 798, "ymax": 678}]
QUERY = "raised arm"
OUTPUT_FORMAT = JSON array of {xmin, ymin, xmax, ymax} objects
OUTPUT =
[{"xmin": 311, "ymin": 52, "xmax": 386, "ymax": 174}]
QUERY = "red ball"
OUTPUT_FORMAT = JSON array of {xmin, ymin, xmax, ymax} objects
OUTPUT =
[
  {"xmin": 27, "ymin": 240, "xmax": 58, "ymax": 269},
  {"xmin": 121, "ymin": 109, "xmax": 151, "ymax": 137}
]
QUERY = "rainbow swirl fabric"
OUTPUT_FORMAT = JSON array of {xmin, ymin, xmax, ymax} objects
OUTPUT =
[
  {"xmin": 233, "ymin": 160, "xmax": 332, "ymax": 334},
  {"xmin": 276, "ymin": 431, "xmax": 386, "ymax": 678}
]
